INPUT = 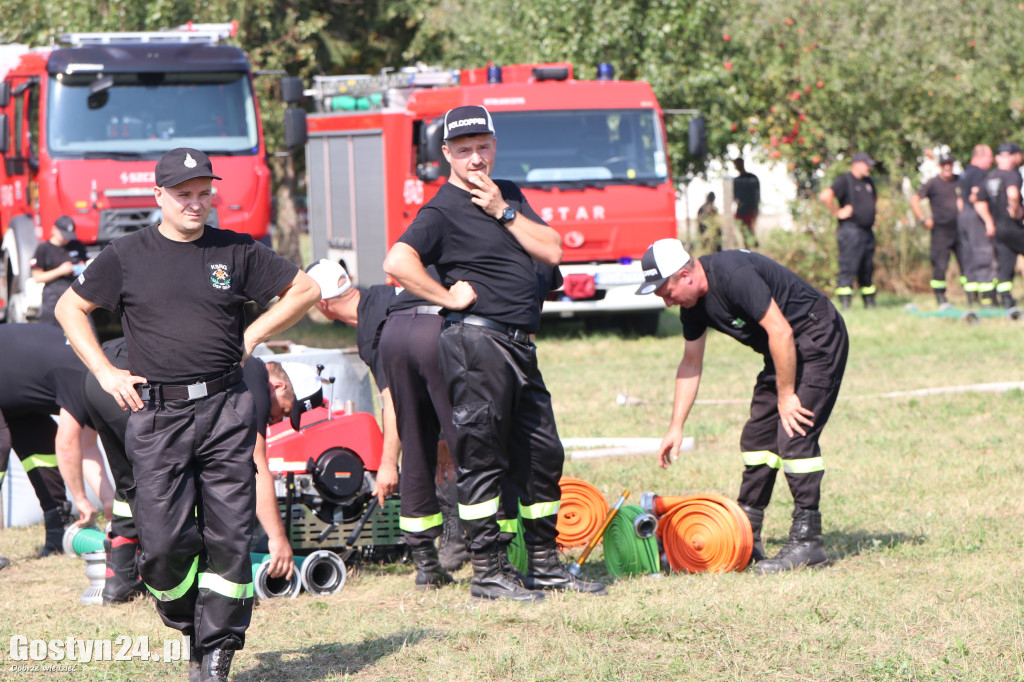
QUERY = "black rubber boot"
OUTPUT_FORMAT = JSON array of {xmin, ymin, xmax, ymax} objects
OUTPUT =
[
  {"xmin": 739, "ymin": 504, "xmax": 766, "ymax": 566},
  {"xmin": 966, "ymin": 291, "xmax": 978, "ymax": 307},
  {"xmin": 934, "ymin": 289, "xmax": 947, "ymax": 306},
  {"xmin": 470, "ymin": 551, "xmax": 544, "ymax": 602},
  {"xmin": 863, "ymin": 293, "xmax": 877, "ymax": 308},
  {"xmin": 411, "ymin": 546, "xmax": 454, "ymax": 590},
  {"xmin": 1000, "ymin": 291, "xmax": 1017, "ymax": 309},
  {"xmin": 102, "ymin": 536, "xmax": 145, "ymax": 605},
  {"xmin": 437, "ymin": 504, "xmax": 469, "ymax": 572},
  {"xmin": 199, "ymin": 648, "xmax": 235, "ymax": 682},
  {"xmin": 38, "ymin": 504, "xmax": 70, "ymax": 557},
  {"xmin": 754, "ymin": 508, "xmax": 829, "ymax": 574},
  {"xmin": 524, "ymin": 545, "xmax": 607, "ymax": 594},
  {"xmin": 838, "ymin": 295, "xmax": 852, "ymax": 311}
]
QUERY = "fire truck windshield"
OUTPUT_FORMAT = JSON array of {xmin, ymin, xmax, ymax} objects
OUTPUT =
[
  {"xmin": 46, "ymin": 71, "xmax": 259, "ymax": 158},
  {"xmin": 489, "ymin": 109, "xmax": 669, "ymax": 187}
]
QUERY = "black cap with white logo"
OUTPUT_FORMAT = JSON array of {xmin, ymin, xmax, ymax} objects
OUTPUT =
[
  {"xmin": 54, "ymin": 215, "xmax": 76, "ymax": 240},
  {"xmin": 155, "ymin": 147, "xmax": 222, "ymax": 187},
  {"xmin": 443, "ymin": 105, "xmax": 496, "ymax": 140}
]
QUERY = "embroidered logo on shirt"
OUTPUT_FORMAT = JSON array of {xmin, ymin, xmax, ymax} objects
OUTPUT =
[
  {"xmin": 209, "ymin": 263, "xmax": 231, "ymax": 290},
  {"xmin": 730, "ymin": 317, "xmax": 746, "ymax": 330}
]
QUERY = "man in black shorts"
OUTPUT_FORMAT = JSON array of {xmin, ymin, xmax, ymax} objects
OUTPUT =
[
  {"xmin": 83, "ymin": 337, "xmax": 299, "ymax": 606},
  {"xmin": 820, "ymin": 152, "xmax": 878, "ymax": 309},
  {"xmin": 911, "ymin": 154, "xmax": 963, "ymax": 305},
  {"xmin": 384, "ymin": 105, "xmax": 605, "ymax": 601},
  {"xmin": 56, "ymin": 147, "xmax": 319, "ymax": 681},
  {"xmin": 639, "ymin": 239, "xmax": 848, "ymax": 573},
  {"xmin": 957, "ymin": 145, "xmax": 996, "ymax": 306},
  {"xmin": 978, "ymin": 143, "xmax": 1024, "ymax": 308},
  {"xmin": 0, "ymin": 324, "xmax": 112, "ymax": 556}
]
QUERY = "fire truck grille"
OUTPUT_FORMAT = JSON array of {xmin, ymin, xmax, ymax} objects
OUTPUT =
[
  {"xmin": 282, "ymin": 501, "xmax": 404, "ymax": 552},
  {"xmin": 97, "ymin": 209, "xmax": 159, "ymax": 243}
]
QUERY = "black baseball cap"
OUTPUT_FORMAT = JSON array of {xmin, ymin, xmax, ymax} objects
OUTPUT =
[
  {"xmin": 997, "ymin": 142, "xmax": 1022, "ymax": 155},
  {"xmin": 851, "ymin": 152, "xmax": 876, "ymax": 166},
  {"xmin": 54, "ymin": 215, "xmax": 76, "ymax": 240},
  {"xmin": 938, "ymin": 153, "xmax": 955, "ymax": 165},
  {"xmin": 443, "ymin": 105, "xmax": 495, "ymax": 140},
  {"xmin": 155, "ymin": 148, "xmax": 222, "ymax": 187}
]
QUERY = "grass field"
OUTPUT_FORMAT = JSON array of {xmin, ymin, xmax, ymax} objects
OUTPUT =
[{"xmin": 2, "ymin": 295, "xmax": 1023, "ymax": 681}]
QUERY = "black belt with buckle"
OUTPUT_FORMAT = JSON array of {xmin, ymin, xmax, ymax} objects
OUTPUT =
[
  {"xmin": 389, "ymin": 305, "xmax": 442, "ymax": 317},
  {"xmin": 139, "ymin": 365, "xmax": 243, "ymax": 402},
  {"xmin": 443, "ymin": 312, "xmax": 531, "ymax": 345}
]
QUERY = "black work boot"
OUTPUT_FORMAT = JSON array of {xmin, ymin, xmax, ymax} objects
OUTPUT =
[
  {"xmin": 966, "ymin": 291, "xmax": 978, "ymax": 307},
  {"xmin": 1000, "ymin": 291, "xmax": 1017, "ymax": 309},
  {"xmin": 934, "ymin": 290, "xmax": 947, "ymax": 306},
  {"xmin": 38, "ymin": 504, "xmax": 70, "ymax": 557},
  {"xmin": 838, "ymin": 295, "xmax": 852, "ymax": 311},
  {"xmin": 102, "ymin": 536, "xmax": 145, "ymax": 605},
  {"xmin": 199, "ymin": 648, "xmax": 235, "ymax": 682},
  {"xmin": 754, "ymin": 508, "xmax": 829, "ymax": 574},
  {"xmin": 739, "ymin": 504, "xmax": 766, "ymax": 566},
  {"xmin": 188, "ymin": 641, "xmax": 202, "ymax": 682},
  {"xmin": 862, "ymin": 293, "xmax": 877, "ymax": 308},
  {"xmin": 437, "ymin": 505, "xmax": 469, "ymax": 572},
  {"xmin": 524, "ymin": 545, "xmax": 607, "ymax": 594},
  {"xmin": 411, "ymin": 546, "xmax": 454, "ymax": 590},
  {"xmin": 497, "ymin": 542, "xmax": 526, "ymax": 586},
  {"xmin": 470, "ymin": 551, "xmax": 544, "ymax": 602}
]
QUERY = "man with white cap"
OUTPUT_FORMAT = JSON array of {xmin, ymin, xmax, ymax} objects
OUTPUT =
[{"xmin": 638, "ymin": 239, "xmax": 849, "ymax": 573}]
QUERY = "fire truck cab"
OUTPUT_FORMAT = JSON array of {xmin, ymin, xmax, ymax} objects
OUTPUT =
[
  {"xmin": 0, "ymin": 23, "xmax": 272, "ymax": 322},
  {"xmin": 285, "ymin": 62, "xmax": 704, "ymax": 334}
]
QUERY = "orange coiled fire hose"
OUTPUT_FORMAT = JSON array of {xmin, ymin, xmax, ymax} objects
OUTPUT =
[
  {"xmin": 656, "ymin": 493, "xmax": 753, "ymax": 573},
  {"xmin": 556, "ymin": 477, "xmax": 609, "ymax": 549}
]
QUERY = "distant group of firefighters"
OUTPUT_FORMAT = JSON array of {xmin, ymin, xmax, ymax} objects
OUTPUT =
[{"xmin": 4, "ymin": 108, "xmax": 988, "ymax": 681}]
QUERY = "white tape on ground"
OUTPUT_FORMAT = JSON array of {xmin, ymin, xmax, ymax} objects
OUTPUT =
[{"xmin": 561, "ymin": 437, "xmax": 694, "ymax": 459}]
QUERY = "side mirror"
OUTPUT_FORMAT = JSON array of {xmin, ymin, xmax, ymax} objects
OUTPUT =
[
  {"xmin": 416, "ymin": 117, "xmax": 449, "ymax": 181},
  {"xmin": 0, "ymin": 81, "xmax": 8, "ymax": 108},
  {"xmin": 284, "ymin": 107, "xmax": 308, "ymax": 149},
  {"xmin": 281, "ymin": 77, "xmax": 304, "ymax": 104},
  {"xmin": 0, "ymin": 114, "xmax": 8, "ymax": 155},
  {"xmin": 688, "ymin": 116, "xmax": 707, "ymax": 159}
]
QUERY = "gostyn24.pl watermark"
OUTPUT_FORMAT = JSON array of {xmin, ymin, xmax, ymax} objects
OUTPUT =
[{"xmin": 7, "ymin": 635, "xmax": 191, "ymax": 665}]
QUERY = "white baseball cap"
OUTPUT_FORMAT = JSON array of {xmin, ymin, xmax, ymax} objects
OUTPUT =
[
  {"xmin": 636, "ymin": 239, "xmax": 691, "ymax": 295},
  {"xmin": 280, "ymin": 361, "xmax": 324, "ymax": 431},
  {"xmin": 306, "ymin": 259, "xmax": 352, "ymax": 300}
]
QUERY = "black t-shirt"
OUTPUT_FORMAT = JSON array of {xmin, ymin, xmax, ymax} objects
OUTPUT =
[
  {"xmin": 0, "ymin": 324, "xmax": 91, "ymax": 427},
  {"xmin": 388, "ymin": 265, "xmax": 439, "ymax": 315},
  {"xmin": 917, "ymin": 174, "xmax": 961, "ymax": 225},
  {"xmin": 356, "ymin": 285, "xmax": 399, "ymax": 392},
  {"xmin": 831, "ymin": 172, "xmax": 876, "ymax": 229},
  {"xmin": 978, "ymin": 167, "xmax": 1023, "ymax": 229},
  {"xmin": 397, "ymin": 180, "xmax": 548, "ymax": 333},
  {"xmin": 680, "ymin": 251, "xmax": 825, "ymax": 357},
  {"xmin": 72, "ymin": 225, "xmax": 298, "ymax": 383},
  {"xmin": 30, "ymin": 240, "xmax": 87, "ymax": 311},
  {"xmin": 959, "ymin": 164, "xmax": 988, "ymax": 213},
  {"xmin": 733, "ymin": 172, "xmax": 760, "ymax": 215}
]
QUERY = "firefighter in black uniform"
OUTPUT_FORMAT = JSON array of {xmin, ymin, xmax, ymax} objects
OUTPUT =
[
  {"xmin": 56, "ymin": 148, "xmax": 319, "ymax": 682},
  {"xmin": 0, "ymin": 324, "xmax": 112, "ymax": 556},
  {"xmin": 820, "ymin": 152, "xmax": 879, "ymax": 309},
  {"xmin": 83, "ymin": 338, "xmax": 298, "ymax": 606},
  {"xmin": 979, "ymin": 143, "xmax": 1024, "ymax": 308},
  {"xmin": 29, "ymin": 215, "xmax": 87, "ymax": 327},
  {"xmin": 957, "ymin": 145, "xmax": 996, "ymax": 306},
  {"xmin": 910, "ymin": 154, "xmax": 964, "ymax": 305},
  {"xmin": 639, "ymin": 239, "xmax": 849, "ymax": 573},
  {"xmin": 384, "ymin": 105, "xmax": 605, "ymax": 601}
]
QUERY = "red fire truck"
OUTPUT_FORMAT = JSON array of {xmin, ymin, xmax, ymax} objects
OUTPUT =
[
  {"xmin": 0, "ymin": 23, "xmax": 273, "ymax": 322},
  {"xmin": 284, "ymin": 62, "xmax": 704, "ymax": 334}
]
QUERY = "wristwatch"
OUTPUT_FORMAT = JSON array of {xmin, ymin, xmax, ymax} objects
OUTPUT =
[{"xmin": 498, "ymin": 206, "xmax": 517, "ymax": 225}]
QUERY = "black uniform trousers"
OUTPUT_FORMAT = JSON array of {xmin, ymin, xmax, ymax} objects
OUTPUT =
[
  {"xmin": 930, "ymin": 221, "xmax": 963, "ymax": 291},
  {"xmin": 128, "ymin": 381, "xmax": 257, "ymax": 652},
  {"xmin": 994, "ymin": 222, "xmax": 1024, "ymax": 296},
  {"xmin": 958, "ymin": 206, "xmax": 996, "ymax": 297},
  {"xmin": 0, "ymin": 413, "xmax": 68, "ymax": 514},
  {"xmin": 738, "ymin": 299, "xmax": 848, "ymax": 512},
  {"xmin": 835, "ymin": 221, "xmax": 875, "ymax": 297},
  {"xmin": 378, "ymin": 309, "xmax": 458, "ymax": 549},
  {"xmin": 83, "ymin": 368, "xmax": 135, "ymax": 540},
  {"xmin": 438, "ymin": 321, "xmax": 564, "ymax": 553}
]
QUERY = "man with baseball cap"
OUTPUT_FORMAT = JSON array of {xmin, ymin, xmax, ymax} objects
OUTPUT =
[
  {"xmin": 30, "ymin": 215, "xmax": 87, "ymax": 326},
  {"xmin": 957, "ymin": 144, "xmax": 997, "ymax": 307},
  {"xmin": 819, "ymin": 151, "xmax": 879, "ymax": 309},
  {"xmin": 384, "ymin": 105, "xmax": 603, "ymax": 600},
  {"xmin": 56, "ymin": 147, "xmax": 319, "ymax": 681},
  {"xmin": 639, "ymin": 239, "xmax": 849, "ymax": 573},
  {"xmin": 978, "ymin": 143, "xmax": 1024, "ymax": 308},
  {"xmin": 911, "ymin": 153, "xmax": 964, "ymax": 305}
]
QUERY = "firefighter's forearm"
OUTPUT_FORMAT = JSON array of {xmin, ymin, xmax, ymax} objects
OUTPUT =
[
  {"xmin": 244, "ymin": 271, "xmax": 320, "ymax": 358},
  {"xmin": 505, "ymin": 214, "xmax": 562, "ymax": 267}
]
